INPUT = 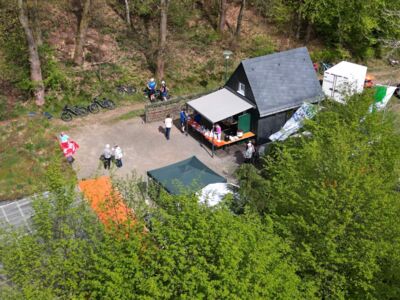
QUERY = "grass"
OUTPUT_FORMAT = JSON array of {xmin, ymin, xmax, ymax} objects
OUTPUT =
[
  {"xmin": 110, "ymin": 108, "xmax": 145, "ymax": 123},
  {"xmin": 0, "ymin": 117, "xmax": 76, "ymax": 201}
]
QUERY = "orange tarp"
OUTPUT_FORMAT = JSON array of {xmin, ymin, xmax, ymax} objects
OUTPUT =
[{"xmin": 79, "ymin": 176, "xmax": 135, "ymax": 227}]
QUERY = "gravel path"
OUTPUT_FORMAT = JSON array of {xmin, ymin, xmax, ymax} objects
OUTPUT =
[{"xmin": 69, "ymin": 114, "xmax": 243, "ymax": 183}]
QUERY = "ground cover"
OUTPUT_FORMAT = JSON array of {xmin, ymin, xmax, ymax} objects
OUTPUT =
[{"xmin": 0, "ymin": 116, "xmax": 76, "ymax": 201}]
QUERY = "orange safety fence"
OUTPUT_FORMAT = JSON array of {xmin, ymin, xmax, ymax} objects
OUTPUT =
[{"xmin": 79, "ymin": 176, "xmax": 136, "ymax": 229}]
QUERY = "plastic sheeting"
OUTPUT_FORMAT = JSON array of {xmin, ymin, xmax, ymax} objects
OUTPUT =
[
  {"xmin": 269, "ymin": 103, "xmax": 318, "ymax": 142},
  {"xmin": 198, "ymin": 183, "xmax": 233, "ymax": 207}
]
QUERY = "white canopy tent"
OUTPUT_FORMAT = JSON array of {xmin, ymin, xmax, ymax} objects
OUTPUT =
[{"xmin": 187, "ymin": 88, "xmax": 254, "ymax": 124}]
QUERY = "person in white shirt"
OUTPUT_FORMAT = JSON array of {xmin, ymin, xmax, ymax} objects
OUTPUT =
[
  {"xmin": 103, "ymin": 144, "xmax": 112, "ymax": 169},
  {"xmin": 244, "ymin": 141, "xmax": 255, "ymax": 163},
  {"xmin": 112, "ymin": 145, "xmax": 123, "ymax": 168},
  {"xmin": 164, "ymin": 114, "xmax": 173, "ymax": 140}
]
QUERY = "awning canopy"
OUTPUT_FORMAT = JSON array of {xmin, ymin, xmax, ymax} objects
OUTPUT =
[
  {"xmin": 187, "ymin": 88, "xmax": 254, "ymax": 124},
  {"xmin": 147, "ymin": 156, "xmax": 226, "ymax": 195}
]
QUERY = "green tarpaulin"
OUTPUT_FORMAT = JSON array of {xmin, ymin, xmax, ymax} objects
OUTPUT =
[{"xmin": 147, "ymin": 156, "xmax": 227, "ymax": 195}]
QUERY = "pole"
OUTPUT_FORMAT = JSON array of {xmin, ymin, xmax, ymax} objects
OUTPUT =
[
  {"xmin": 212, "ymin": 123, "xmax": 215, "ymax": 158},
  {"xmin": 185, "ymin": 103, "xmax": 188, "ymax": 136}
]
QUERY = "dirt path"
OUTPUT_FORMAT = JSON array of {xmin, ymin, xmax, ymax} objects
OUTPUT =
[{"xmin": 369, "ymin": 66, "xmax": 400, "ymax": 85}]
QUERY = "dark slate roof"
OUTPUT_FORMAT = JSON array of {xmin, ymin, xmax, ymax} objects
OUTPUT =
[{"xmin": 242, "ymin": 47, "xmax": 323, "ymax": 117}]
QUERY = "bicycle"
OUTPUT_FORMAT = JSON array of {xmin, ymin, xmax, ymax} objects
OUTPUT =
[
  {"xmin": 116, "ymin": 85, "xmax": 136, "ymax": 95},
  {"xmin": 87, "ymin": 97, "xmax": 116, "ymax": 114},
  {"xmin": 318, "ymin": 62, "xmax": 333, "ymax": 74},
  {"xmin": 61, "ymin": 105, "xmax": 89, "ymax": 122}
]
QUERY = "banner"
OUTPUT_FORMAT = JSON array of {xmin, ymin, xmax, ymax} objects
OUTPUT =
[
  {"xmin": 369, "ymin": 85, "xmax": 397, "ymax": 112},
  {"xmin": 269, "ymin": 103, "xmax": 318, "ymax": 142}
]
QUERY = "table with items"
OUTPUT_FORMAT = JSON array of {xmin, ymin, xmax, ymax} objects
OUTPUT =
[{"xmin": 187, "ymin": 118, "xmax": 255, "ymax": 148}]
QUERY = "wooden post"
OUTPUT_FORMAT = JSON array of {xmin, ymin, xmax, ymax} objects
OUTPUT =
[
  {"xmin": 185, "ymin": 103, "xmax": 188, "ymax": 136},
  {"xmin": 211, "ymin": 123, "xmax": 215, "ymax": 158}
]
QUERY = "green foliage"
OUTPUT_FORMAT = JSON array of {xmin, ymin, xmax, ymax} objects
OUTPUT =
[
  {"xmin": 310, "ymin": 47, "xmax": 351, "ymax": 63},
  {"xmin": 243, "ymin": 34, "xmax": 276, "ymax": 58},
  {"xmin": 0, "ymin": 118, "xmax": 75, "ymax": 200},
  {"xmin": 0, "ymin": 1, "xmax": 30, "ymax": 94},
  {"xmin": 1, "ymin": 166, "xmax": 310, "ymax": 298},
  {"xmin": 141, "ymin": 193, "xmax": 310, "ymax": 299},
  {"xmin": 168, "ymin": 0, "xmax": 195, "ymax": 29},
  {"xmin": 186, "ymin": 25, "xmax": 220, "ymax": 48},
  {"xmin": 238, "ymin": 92, "xmax": 400, "ymax": 299},
  {"xmin": 39, "ymin": 44, "xmax": 70, "ymax": 91}
]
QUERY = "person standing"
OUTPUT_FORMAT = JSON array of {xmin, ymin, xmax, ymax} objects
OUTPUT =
[
  {"xmin": 103, "ymin": 144, "xmax": 112, "ymax": 169},
  {"xmin": 244, "ymin": 140, "xmax": 255, "ymax": 163},
  {"xmin": 160, "ymin": 80, "xmax": 169, "ymax": 101},
  {"xmin": 180, "ymin": 108, "xmax": 187, "ymax": 133},
  {"xmin": 215, "ymin": 123, "xmax": 222, "ymax": 141},
  {"xmin": 164, "ymin": 114, "xmax": 173, "ymax": 140},
  {"xmin": 147, "ymin": 78, "xmax": 157, "ymax": 101},
  {"xmin": 113, "ymin": 145, "xmax": 123, "ymax": 168}
]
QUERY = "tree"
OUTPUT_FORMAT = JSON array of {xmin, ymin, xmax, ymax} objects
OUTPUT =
[
  {"xmin": 156, "ymin": 0, "xmax": 168, "ymax": 80},
  {"xmin": 238, "ymin": 92, "xmax": 400, "ymax": 298},
  {"xmin": 73, "ymin": 0, "xmax": 92, "ymax": 66},
  {"xmin": 0, "ymin": 164, "xmax": 312, "ymax": 298},
  {"xmin": 17, "ymin": 0, "xmax": 45, "ymax": 106},
  {"xmin": 138, "ymin": 192, "xmax": 313, "ymax": 299},
  {"xmin": 218, "ymin": 0, "xmax": 226, "ymax": 33},
  {"xmin": 124, "ymin": 0, "xmax": 132, "ymax": 28},
  {"xmin": 235, "ymin": 0, "xmax": 246, "ymax": 38}
]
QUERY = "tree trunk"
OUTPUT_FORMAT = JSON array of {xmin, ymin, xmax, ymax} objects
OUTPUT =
[
  {"xmin": 124, "ymin": 0, "xmax": 131, "ymax": 28},
  {"xmin": 305, "ymin": 21, "xmax": 312, "ymax": 44},
  {"xmin": 235, "ymin": 0, "xmax": 246, "ymax": 38},
  {"xmin": 18, "ymin": 0, "xmax": 45, "ymax": 106},
  {"xmin": 218, "ymin": 0, "xmax": 227, "ymax": 33},
  {"xmin": 295, "ymin": 11, "xmax": 302, "ymax": 40},
  {"xmin": 73, "ymin": 0, "xmax": 91, "ymax": 66},
  {"xmin": 156, "ymin": 0, "xmax": 168, "ymax": 80}
]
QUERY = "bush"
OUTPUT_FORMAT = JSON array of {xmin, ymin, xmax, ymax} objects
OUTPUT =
[
  {"xmin": 244, "ymin": 34, "xmax": 276, "ymax": 58},
  {"xmin": 310, "ymin": 47, "xmax": 351, "ymax": 63}
]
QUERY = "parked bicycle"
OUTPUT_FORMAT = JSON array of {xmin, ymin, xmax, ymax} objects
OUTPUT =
[
  {"xmin": 87, "ymin": 97, "xmax": 116, "ymax": 114},
  {"xmin": 61, "ymin": 105, "xmax": 89, "ymax": 122},
  {"xmin": 318, "ymin": 62, "xmax": 333, "ymax": 74},
  {"xmin": 116, "ymin": 85, "xmax": 136, "ymax": 95}
]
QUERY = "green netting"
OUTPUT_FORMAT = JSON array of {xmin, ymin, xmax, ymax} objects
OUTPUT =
[{"xmin": 147, "ymin": 156, "xmax": 226, "ymax": 195}]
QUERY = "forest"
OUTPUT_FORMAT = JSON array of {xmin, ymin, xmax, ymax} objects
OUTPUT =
[{"xmin": 1, "ymin": 0, "xmax": 400, "ymax": 299}]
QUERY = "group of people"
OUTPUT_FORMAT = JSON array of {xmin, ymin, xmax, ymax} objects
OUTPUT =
[
  {"xmin": 165, "ymin": 109, "xmax": 257, "ymax": 164},
  {"xmin": 162, "ymin": 108, "xmax": 187, "ymax": 140},
  {"xmin": 163, "ymin": 108, "xmax": 188, "ymax": 140},
  {"xmin": 101, "ymin": 144, "xmax": 123, "ymax": 170},
  {"xmin": 146, "ymin": 78, "xmax": 169, "ymax": 101}
]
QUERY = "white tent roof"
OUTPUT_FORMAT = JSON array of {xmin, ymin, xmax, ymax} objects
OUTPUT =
[
  {"xmin": 325, "ymin": 61, "xmax": 367, "ymax": 78},
  {"xmin": 187, "ymin": 88, "xmax": 254, "ymax": 124}
]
